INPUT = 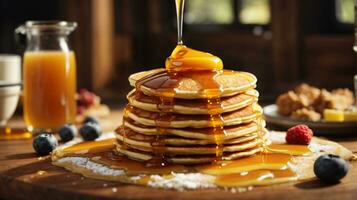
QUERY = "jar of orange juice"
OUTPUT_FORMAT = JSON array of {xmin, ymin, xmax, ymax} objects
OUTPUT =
[{"xmin": 15, "ymin": 21, "xmax": 77, "ymax": 132}]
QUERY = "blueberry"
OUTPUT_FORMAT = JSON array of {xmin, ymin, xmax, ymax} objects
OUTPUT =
[
  {"xmin": 83, "ymin": 116, "xmax": 99, "ymax": 125},
  {"xmin": 59, "ymin": 124, "xmax": 78, "ymax": 142},
  {"xmin": 33, "ymin": 133, "xmax": 58, "ymax": 156},
  {"xmin": 314, "ymin": 154, "xmax": 349, "ymax": 183},
  {"xmin": 80, "ymin": 123, "xmax": 102, "ymax": 141}
]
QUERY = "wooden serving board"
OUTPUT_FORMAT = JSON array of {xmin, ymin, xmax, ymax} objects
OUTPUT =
[{"xmin": 1, "ymin": 111, "xmax": 357, "ymax": 200}]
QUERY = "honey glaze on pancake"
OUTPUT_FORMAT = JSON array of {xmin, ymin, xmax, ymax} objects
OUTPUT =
[
  {"xmin": 239, "ymin": 88, "xmax": 265, "ymax": 152},
  {"xmin": 135, "ymin": 44, "xmax": 233, "ymax": 163},
  {"xmin": 128, "ymin": 90, "xmax": 259, "ymax": 114},
  {"xmin": 53, "ymin": 139, "xmax": 312, "ymax": 187}
]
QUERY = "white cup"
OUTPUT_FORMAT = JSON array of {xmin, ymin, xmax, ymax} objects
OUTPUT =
[
  {"xmin": 0, "ymin": 55, "xmax": 21, "ymax": 126},
  {"xmin": 0, "ymin": 54, "xmax": 21, "ymax": 84},
  {"xmin": 0, "ymin": 82, "xmax": 21, "ymax": 126}
]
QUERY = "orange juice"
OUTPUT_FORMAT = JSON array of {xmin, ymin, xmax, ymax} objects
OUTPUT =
[{"xmin": 23, "ymin": 51, "xmax": 77, "ymax": 130}]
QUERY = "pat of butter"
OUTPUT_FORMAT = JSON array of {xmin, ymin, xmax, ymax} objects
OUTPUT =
[
  {"xmin": 323, "ymin": 109, "xmax": 344, "ymax": 122},
  {"xmin": 344, "ymin": 111, "xmax": 357, "ymax": 121}
]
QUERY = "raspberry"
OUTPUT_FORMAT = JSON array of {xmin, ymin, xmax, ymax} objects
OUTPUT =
[
  {"xmin": 286, "ymin": 124, "xmax": 313, "ymax": 145},
  {"xmin": 77, "ymin": 89, "xmax": 95, "ymax": 108},
  {"xmin": 77, "ymin": 105, "xmax": 86, "ymax": 115}
]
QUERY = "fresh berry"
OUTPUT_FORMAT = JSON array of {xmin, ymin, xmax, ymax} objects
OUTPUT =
[
  {"xmin": 286, "ymin": 124, "xmax": 313, "ymax": 145},
  {"xmin": 314, "ymin": 154, "xmax": 349, "ymax": 183},
  {"xmin": 83, "ymin": 116, "xmax": 99, "ymax": 125},
  {"xmin": 80, "ymin": 123, "xmax": 102, "ymax": 141},
  {"xmin": 59, "ymin": 124, "xmax": 78, "ymax": 142},
  {"xmin": 77, "ymin": 89, "xmax": 95, "ymax": 108},
  {"xmin": 33, "ymin": 133, "xmax": 58, "ymax": 156},
  {"xmin": 77, "ymin": 105, "xmax": 86, "ymax": 115}
]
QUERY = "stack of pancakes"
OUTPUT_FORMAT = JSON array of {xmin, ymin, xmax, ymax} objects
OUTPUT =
[{"xmin": 115, "ymin": 68, "xmax": 268, "ymax": 164}]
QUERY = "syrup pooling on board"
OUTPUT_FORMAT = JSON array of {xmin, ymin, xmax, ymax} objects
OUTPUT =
[
  {"xmin": 267, "ymin": 144, "xmax": 311, "ymax": 156},
  {"xmin": 55, "ymin": 140, "xmax": 309, "ymax": 187},
  {"xmin": 95, "ymin": 151, "xmax": 188, "ymax": 175},
  {"xmin": 215, "ymin": 168, "xmax": 297, "ymax": 187},
  {"xmin": 196, "ymin": 153, "xmax": 292, "ymax": 175},
  {"xmin": 56, "ymin": 139, "xmax": 188, "ymax": 178}
]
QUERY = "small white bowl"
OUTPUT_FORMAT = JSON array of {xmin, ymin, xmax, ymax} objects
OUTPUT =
[
  {"xmin": 0, "ymin": 54, "xmax": 21, "ymax": 83},
  {"xmin": 0, "ymin": 81, "xmax": 21, "ymax": 126}
]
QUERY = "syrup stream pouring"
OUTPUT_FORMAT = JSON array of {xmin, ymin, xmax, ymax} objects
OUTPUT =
[{"xmin": 175, "ymin": 0, "xmax": 185, "ymax": 45}]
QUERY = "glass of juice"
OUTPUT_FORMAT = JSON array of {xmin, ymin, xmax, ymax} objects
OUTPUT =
[{"xmin": 16, "ymin": 21, "xmax": 77, "ymax": 132}]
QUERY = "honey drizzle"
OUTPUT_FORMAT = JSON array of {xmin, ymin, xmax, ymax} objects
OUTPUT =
[
  {"xmin": 135, "ymin": 70, "xmax": 229, "ymax": 163},
  {"xmin": 175, "ymin": 0, "xmax": 185, "ymax": 45},
  {"xmin": 135, "ymin": 71, "xmax": 181, "ymax": 166},
  {"xmin": 243, "ymin": 90, "xmax": 265, "ymax": 152},
  {"xmin": 207, "ymin": 97, "xmax": 225, "ymax": 159},
  {"xmin": 150, "ymin": 95, "xmax": 175, "ymax": 167},
  {"xmin": 205, "ymin": 81, "xmax": 225, "ymax": 161}
]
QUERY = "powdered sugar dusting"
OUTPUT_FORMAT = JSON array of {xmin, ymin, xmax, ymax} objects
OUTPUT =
[
  {"xmin": 57, "ymin": 157, "xmax": 124, "ymax": 176},
  {"xmin": 148, "ymin": 173, "xmax": 216, "ymax": 191},
  {"xmin": 309, "ymin": 142, "xmax": 334, "ymax": 153},
  {"xmin": 268, "ymin": 131, "xmax": 285, "ymax": 144}
]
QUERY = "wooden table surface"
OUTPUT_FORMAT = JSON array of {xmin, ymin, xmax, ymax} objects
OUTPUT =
[{"xmin": 0, "ymin": 110, "xmax": 357, "ymax": 200}]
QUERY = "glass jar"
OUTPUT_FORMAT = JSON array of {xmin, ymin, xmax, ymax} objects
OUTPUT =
[{"xmin": 15, "ymin": 21, "xmax": 77, "ymax": 132}]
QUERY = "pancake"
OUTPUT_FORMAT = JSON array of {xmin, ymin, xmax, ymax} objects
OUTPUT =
[
  {"xmin": 115, "ymin": 127, "xmax": 268, "ymax": 164},
  {"xmin": 115, "ymin": 143, "xmax": 264, "ymax": 164},
  {"xmin": 129, "ymin": 68, "xmax": 257, "ymax": 99},
  {"xmin": 116, "ymin": 128, "xmax": 261, "ymax": 146},
  {"xmin": 119, "ymin": 65, "xmax": 265, "ymax": 164},
  {"xmin": 121, "ymin": 119, "xmax": 266, "ymax": 140},
  {"xmin": 118, "ymin": 138, "xmax": 262, "ymax": 155},
  {"xmin": 127, "ymin": 89, "xmax": 259, "ymax": 114},
  {"xmin": 126, "ymin": 104, "xmax": 262, "ymax": 128}
]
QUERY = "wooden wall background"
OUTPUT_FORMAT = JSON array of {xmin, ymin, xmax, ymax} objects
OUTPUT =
[{"xmin": 0, "ymin": 0, "xmax": 355, "ymax": 103}]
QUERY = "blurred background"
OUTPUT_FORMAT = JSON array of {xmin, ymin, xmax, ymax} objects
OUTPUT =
[{"xmin": 0, "ymin": 0, "xmax": 355, "ymax": 104}]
